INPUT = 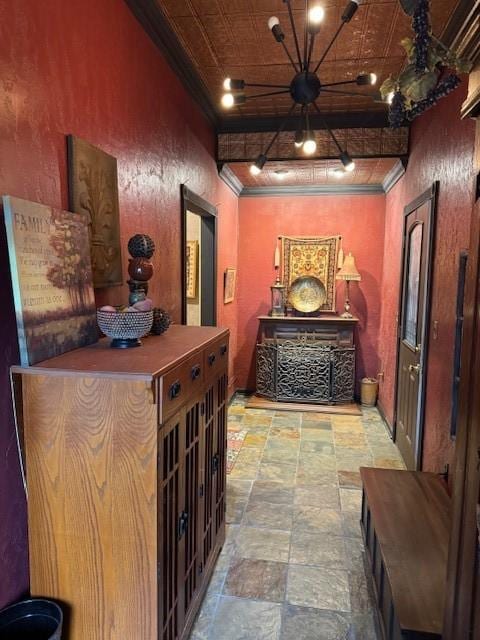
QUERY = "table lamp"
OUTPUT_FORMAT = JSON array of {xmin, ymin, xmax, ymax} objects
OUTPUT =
[{"xmin": 336, "ymin": 252, "xmax": 361, "ymax": 318}]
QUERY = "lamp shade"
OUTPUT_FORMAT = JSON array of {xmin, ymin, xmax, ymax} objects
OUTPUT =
[{"xmin": 336, "ymin": 252, "xmax": 361, "ymax": 281}]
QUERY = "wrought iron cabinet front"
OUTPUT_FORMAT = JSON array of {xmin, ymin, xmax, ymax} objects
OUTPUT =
[
  {"xmin": 255, "ymin": 315, "xmax": 358, "ymax": 404},
  {"xmin": 13, "ymin": 326, "xmax": 229, "ymax": 640}
]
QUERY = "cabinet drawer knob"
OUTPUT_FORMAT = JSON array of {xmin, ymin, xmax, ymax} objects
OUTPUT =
[
  {"xmin": 220, "ymin": 344, "xmax": 227, "ymax": 356},
  {"xmin": 191, "ymin": 364, "xmax": 201, "ymax": 380},
  {"xmin": 208, "ymin": 353, "xmax": 216, "ymax": 366},
  {"xmin": 169, "ymin": 381, "xmax": 181, "ymax": 400}
]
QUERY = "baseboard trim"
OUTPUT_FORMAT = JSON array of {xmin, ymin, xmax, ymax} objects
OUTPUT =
[{"xmin": 376, "ymin": 400, "xmax": 394, "ymax": 439}]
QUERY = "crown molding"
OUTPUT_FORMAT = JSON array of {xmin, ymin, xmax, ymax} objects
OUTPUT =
[
  {"xmin": 218, "ymin": 164, "xmax": 243, "ymax": 197},
  {"xmin": 240, "ymin": 184, "xmax": 385, "ymax": 197},
  {"xmin": 382, "ymin": 159, "xmax": 406, "ymax": 193},
  {"xmin": 125, "ymin": 0, "xmax": 219, "ymax": 127}
]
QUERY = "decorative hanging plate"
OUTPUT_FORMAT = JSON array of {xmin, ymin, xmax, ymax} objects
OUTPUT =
[{"xmin": 288, "ymin": 275, "xmax": 326, "ymax": 313}]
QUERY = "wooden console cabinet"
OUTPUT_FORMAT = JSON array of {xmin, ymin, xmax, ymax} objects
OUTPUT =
[
  {"xmin": 13, "ymin": 325, "xmax": 229, "ymax": 640},
  {"xmin": 256, "ymin": 315, "xmax": 358, "ymax": 404}
]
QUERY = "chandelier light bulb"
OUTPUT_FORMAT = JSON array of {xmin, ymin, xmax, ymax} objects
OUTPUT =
[
  {"xmin": 356, "ymin": 73, "xmax": 377, "ymax": 86},
  {"xmin": 340, "ymin": 151, "xmax": 355, "ymax": 171},
  {"xmin": 223, "ymin": 78, "xmax": 232, "ymax": 91},
  {"xmin": 268, "ymin": 16, "xmax": 280, "ymax": 30},
  {"xmin": 342, "ymin": 0, "xmax": 359, "ymax": 22},
  {"xmin": 250, "ymin": 154, "xmax": 267, "ymax": 176},
  {"xmin": 294, "ymin": 129, "xmax": 305, "ymax": 148},
  {"xmin": 303, "ymin": 136, "xmax": 317, "ymax": 156},
  {"xmin": 309, "ymin": 6, "xmax": 325, "ymax": 25},
  {"xmin": 221, "ymin": 93, "xmax": 235, "ymax": 108},
  {"xmin": 386, "ymin": 91, "xmax": 395, "ymax": 104}
]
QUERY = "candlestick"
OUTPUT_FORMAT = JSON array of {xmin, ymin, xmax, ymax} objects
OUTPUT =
[{"xmin": 274, "ymin": 244, "xmax": 280, "ymax": 269}]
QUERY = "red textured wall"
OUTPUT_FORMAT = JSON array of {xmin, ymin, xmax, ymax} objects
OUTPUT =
[
  {"xmin": 377, "ymin": 85, "xmax": 475, "ymax": 473},
  {"xmin": 236, "ymin": 194, "xmax": 386, "ymax": 391},
  {"xmin": 0, "ymin": 0, "xmax": 238, "ymax": 607}
]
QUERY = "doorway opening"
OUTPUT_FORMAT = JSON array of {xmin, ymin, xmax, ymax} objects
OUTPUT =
[
  {"xmin": 394, "ymin": 183, "xmax": 438, "ymax": 470},
  {"xmin": 181, "ymin": 185, "xmax": 217, "ymax": 326}
]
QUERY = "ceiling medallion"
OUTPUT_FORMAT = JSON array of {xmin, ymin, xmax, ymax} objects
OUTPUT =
[{"xmin": 221, "ymin": 1, "xmax": 381, "ymax": 177}]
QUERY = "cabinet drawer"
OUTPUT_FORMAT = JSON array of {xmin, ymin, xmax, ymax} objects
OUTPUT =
[
  {"xmin": 204, "ymin": 338, "xmax": 229, "ymax": 382},
  {"xmin": 159, "ymin": 352, "xmax": 204, "ymax": 423}
]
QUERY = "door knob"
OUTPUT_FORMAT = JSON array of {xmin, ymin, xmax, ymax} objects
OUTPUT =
[{"xmin": 409, "ymin": 364, "xmax": 421, "ymax": 374}]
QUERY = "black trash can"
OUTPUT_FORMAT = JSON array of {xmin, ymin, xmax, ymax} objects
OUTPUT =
[{"xmin": 0, "ymin": 599, "xmax": 62, "ymax": 640}]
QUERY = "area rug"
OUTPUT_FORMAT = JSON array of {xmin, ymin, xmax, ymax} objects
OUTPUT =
[{"xmin": 226, "ymin": 429, "xmax": 248, "ymax": 474}]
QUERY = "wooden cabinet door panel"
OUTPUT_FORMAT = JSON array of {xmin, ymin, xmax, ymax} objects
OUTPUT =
[
  {"xmin": 182, "ymin": 397, "xmax": 202, "ymax": 618},
  {"xmin": 201, "ymin": 384, "xmax": 216, "ymax": 570},
  {"xmin": 215, "ymin": 372, "xmax": 228, "ymax": 537},
  {"xmin": 158, "ymin": 410, "xmax": 185, "ymax": 640}
]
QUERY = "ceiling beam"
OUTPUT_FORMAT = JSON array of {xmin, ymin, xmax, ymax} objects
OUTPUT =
[{"xmin": 217, "ymin": 110, "xmax": 391, "ymax": 134}]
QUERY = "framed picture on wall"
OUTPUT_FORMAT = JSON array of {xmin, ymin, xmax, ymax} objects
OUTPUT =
[
  {"xmin": 224, "ymin": 267, "xmax": 236, "ymax": 304},
  {"xmin": 186, "ymin": 240, "xmax": 198, "ymax": 299},
  {"xmin": 2, "ymin": 195, "xmax": 97, "ymax": 365},
  {"xmin": 67, "ymin": 135, "xmax": 123, "ymax": 289}
]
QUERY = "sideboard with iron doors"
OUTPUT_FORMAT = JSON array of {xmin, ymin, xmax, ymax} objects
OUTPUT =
[
  {"xmin": 12, "ymin": 325, "xmax": 229, "ymax": 640},
  {"xmin": 256, "ymin": 315, "xmax": 358, "ymax": 404}
]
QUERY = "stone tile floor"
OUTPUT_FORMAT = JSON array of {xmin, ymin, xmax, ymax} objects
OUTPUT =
[{"xmin": 190, "ymin": 395, "xmax": 405, "ymax": 640}]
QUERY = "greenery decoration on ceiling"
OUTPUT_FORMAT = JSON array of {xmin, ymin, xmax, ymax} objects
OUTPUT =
[{"xmin": 380, "ymin": 0, "xmax": 472, "ymax": 127}]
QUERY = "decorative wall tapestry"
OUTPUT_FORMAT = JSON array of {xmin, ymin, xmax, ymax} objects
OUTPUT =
[
  {"xmin": 67, "ymin": 135, "xmax": 122, "ymax": 288},
  {"xmin": 186, "ymin": 240, "xmax": 198, "ymax": 299},
  {"xmin": 281, "ymin": 235, "xmax": 341, "ymax": 312},
  {"xmin": 3, "ymin": 196, "xmax": 97, "ymax": 365}
]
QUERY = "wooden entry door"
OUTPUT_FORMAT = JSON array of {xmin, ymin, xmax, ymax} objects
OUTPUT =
[{"xmin": 395, "ymin": 185, "xmax": 437, "ymax": 470}]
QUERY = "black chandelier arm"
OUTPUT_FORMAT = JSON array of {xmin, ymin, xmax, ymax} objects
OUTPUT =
[
  {"xmin": 245, "ymin": 83, "xmax": 291, "ymax": 89},
  {"xmin": 264, "ymin": 102, "xmax": 298, "ymax": 156},
  {"xmin": 313, "ymin": 22, "xmax": 345, "ymax": 73},
  {"xmin": 321, "ymin": 87, "xmax": 375, "ymax": 98},
  {"xmin": 284, "ymin": 0, "xmax": 304, "ymax": 70},
  {"xmin": 321, "ymin": 79, "xmax": 358, "ymax": 88},
  {"xmin": 312, "ymin": 101, "xmax": 343, "ymax": 154},
  {"xmin": 246, "ymin": 90, "xmax": 291, "ymax": 100},
  {"xmin": 280, "ymin": 38, "xmax": 301, "ymax": 73},
  {"xmin": 303, "ymin": 0, "xmax": 309, "ymax": 71},
  {"xmin": 306, "ymin": 31, "xmax": 316, "ymax": 72}
]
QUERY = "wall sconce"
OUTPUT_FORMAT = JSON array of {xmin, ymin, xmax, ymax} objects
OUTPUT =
[{"xmin": 336, "ymin": 252, "xmax": 361, "ymax": 318}]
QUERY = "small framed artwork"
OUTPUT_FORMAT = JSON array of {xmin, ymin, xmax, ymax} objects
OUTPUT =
[
  {"xmin": 186, "ymin": 240, "xmax": 198, "ymax": 299},
  {"xmin": 224, "ymin": 267, "xmax": 236, "ymax": 304},
  {"xmin": 2, "ymin": 195, "xmax": 97, "ymax": 365}
]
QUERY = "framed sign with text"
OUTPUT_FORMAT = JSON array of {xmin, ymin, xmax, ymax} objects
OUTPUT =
[{"xmin": 3, "ymin": 195, "xmax": 97, "ymax": 365}]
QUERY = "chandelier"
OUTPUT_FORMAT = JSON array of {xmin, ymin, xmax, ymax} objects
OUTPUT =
[{"xmin": 221, "ymin": 1, "xmax": 380, "ymax": 176}]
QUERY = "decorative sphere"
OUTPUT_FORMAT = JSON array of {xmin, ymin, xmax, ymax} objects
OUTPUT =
[
  {"xmin": 152, "ymin": 307, "xmax": 171, "ymax": 335},
  {"xmin": 128, "ymin": 257, "xmax": 154, "ymax": 282},
  {"xmin": 128, "ymin": 234, "xmax": 155, "ymax": 258}
]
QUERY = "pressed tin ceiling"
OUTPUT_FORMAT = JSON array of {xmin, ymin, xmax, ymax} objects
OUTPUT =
[
  {"xmin": 229, "ymin": 157, "xmax": 399, "ymax": 187},
  {"xmin": 156, "ymin": 0, "xmax": 460, "ymax": 120}
]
